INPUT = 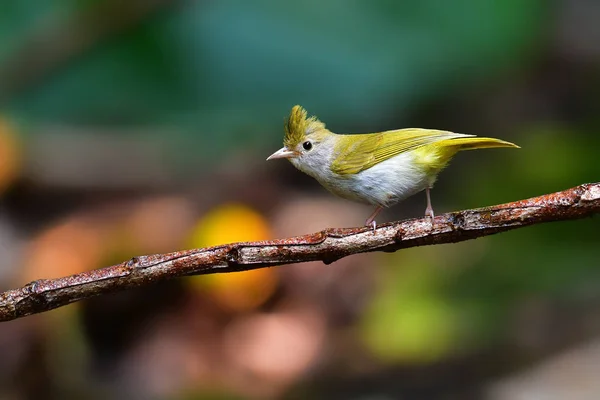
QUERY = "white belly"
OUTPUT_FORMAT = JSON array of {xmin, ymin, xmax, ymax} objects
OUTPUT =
[{"xmin": 317, "ymin": 152, "xmax": 431, "ymax": 207}]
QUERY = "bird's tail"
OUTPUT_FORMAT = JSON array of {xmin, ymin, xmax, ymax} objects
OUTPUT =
[{"xmin": 437, "ymin": 137, "xmax": 520, "ymax": 152}]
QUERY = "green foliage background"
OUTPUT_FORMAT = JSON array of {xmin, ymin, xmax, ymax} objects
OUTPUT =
[{"xmin": 0, "ymin": 1, "xmax": 598, "ymax": 399}]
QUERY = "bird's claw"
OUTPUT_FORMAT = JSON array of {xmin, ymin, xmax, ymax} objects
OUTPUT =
[
  {"xmin": 425, "ymin": 207, "xmax": 435, "ymax": 219},
  {"xmin": 425, "ymin": 206, "xmax": 435, "ymax": 229}
]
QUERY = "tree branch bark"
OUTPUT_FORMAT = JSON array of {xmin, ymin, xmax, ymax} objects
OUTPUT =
[{"xmin": 1, "ymin": 183, "xmax": 598, "ymax": 322}]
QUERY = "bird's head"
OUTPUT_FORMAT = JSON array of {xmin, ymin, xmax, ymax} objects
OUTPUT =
[{"xmin": 267, "ymin": 106, "xmax": 333, "ymax": 174}]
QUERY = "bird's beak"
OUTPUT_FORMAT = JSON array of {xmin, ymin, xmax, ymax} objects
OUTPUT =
[{"xmin": 266, "ymin": 147, "xmax": 298, "ymax": 161}]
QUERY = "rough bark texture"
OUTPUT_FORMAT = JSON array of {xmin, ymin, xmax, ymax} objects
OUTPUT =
[{"xmin": 1, "ymin": 183, "xmax": 598, "ymax": 322}]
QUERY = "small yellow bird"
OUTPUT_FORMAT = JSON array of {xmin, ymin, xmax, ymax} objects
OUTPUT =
[{"xmin": 267, "ymin": 105, "xmax": 519, "ymax": 229}]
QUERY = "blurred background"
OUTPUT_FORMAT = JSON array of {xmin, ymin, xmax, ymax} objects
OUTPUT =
[{"xmin": 0, "ymin": 0, "xmax": 599, "ymax": 399}]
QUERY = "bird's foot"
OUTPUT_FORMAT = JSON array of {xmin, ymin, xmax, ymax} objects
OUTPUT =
[
  {"xmin": 365, "ymin": 206, "xmax": 383, "ymax": 232},
  {"xmin": 425, "ymin": 206, "xmax": 435, "ymax": 229},
  {"xmin": 424, "ymin": 187, "xmax": 435, "ymax": 225},
  {"xmin": 364, "ymin": 218, "xmax": 377, "ymax": 231},
  {"xmin": 425, "ymin": 206, "xmax": 435, "ymax": 220}
]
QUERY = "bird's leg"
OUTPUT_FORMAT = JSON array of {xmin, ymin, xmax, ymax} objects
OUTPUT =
[
  {"xmin": 425, "ymin": 187, "xmax": 435, "ymax": 219},
  {"xmin": 365, "ymin": 206, "xmax": 383, "ymax": 231}
]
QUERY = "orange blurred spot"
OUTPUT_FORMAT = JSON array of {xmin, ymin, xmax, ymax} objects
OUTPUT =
[
  {"xmin": 205, "ymin": 267, "xmax": 278, "ymax": 312},
  {"xmin": 189, "ymin": 203, "xmax": 271, "ymax": 247},
  {"xmin": 188, "ymin": 204, "xmax": 277, "ymax": 312},
  {"xmin": 22, "ymin": 217, "xmax": 107, "ymax": 283},
  {"xmin": 0, "ymin": 117, "xmax": 21, "ymax": 193}
]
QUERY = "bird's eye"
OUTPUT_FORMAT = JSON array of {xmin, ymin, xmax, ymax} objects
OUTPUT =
[{"xmin": 303, "ymin": 141, "xmax": 313, "ymax": 151}]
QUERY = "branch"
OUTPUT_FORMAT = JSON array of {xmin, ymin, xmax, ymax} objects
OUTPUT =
[{"xmin": 1, "ymin": 183, "xmax": 598, "ymax": 322}]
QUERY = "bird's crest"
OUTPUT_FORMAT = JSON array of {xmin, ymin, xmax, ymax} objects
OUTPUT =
[{"xmin": 284, "ymin": 105, "xmax": 326, "ymax": 149}]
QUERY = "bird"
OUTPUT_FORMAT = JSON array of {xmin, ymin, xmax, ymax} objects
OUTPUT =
[{"xmin": 267, "ymin": 105, "xmax": 519, "ymax": 229}]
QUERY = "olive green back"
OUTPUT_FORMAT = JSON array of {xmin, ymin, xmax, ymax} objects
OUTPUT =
[{"xmin": 330, "ymin": 129, "xmax": 469, "ymax": 175}]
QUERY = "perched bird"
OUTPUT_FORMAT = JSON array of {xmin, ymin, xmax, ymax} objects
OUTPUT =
[{"xmin": 267, "ymin": 105, "xmax": 519, "ymax": 229}]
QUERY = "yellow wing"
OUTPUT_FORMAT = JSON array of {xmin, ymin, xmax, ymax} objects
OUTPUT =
[{"xmin": 330, "ymin": 129, "xmax": 470, "ymax": 175}]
